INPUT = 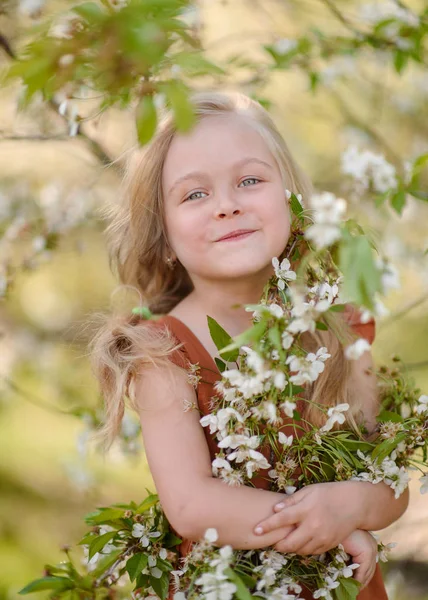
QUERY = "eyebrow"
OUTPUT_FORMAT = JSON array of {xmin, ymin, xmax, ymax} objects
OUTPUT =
[{"xmin": 167, "ymin": 157, "xmax": 274, "ymax": 196}]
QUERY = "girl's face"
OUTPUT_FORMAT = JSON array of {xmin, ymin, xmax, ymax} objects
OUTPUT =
[{"xmin": 162, "ymin": 113, "xmax": 291, "ymax": 285}]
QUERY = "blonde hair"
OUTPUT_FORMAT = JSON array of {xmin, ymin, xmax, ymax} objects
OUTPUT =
[{"xmin": 89, "ymin": 90, "xmax": 364, "ymax": 451}]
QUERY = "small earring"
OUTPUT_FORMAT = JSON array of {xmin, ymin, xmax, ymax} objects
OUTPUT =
[{"xmin": 166, "ymin": 256, "xmax": 176, "ymax": 270}]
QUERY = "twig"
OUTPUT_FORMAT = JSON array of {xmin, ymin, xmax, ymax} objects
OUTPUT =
[
  {"xmin": 378, "ymin": 293, "xmax": 428, "ymax": 330},
  {"xmin": 1, "ymin": 373, "xmax": 72, "ymax": 415}
]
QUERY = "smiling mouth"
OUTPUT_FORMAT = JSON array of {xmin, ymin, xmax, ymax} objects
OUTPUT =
[{"xmin": 218, "ymin": 231, "xmax": 256, "ymax": 242}]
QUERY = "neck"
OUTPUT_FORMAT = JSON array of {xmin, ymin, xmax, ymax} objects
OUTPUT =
[{"xmin": 188, "ymin": 268, "xmax": 272, "ymax": 337}]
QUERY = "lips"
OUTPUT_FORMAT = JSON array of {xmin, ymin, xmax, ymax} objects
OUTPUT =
[{"xmin": 217, "ymin": 229, "xmax": 256, "ymax": 241}]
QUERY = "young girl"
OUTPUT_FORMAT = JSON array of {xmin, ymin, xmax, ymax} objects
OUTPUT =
[{"xmin": 91, "ymin": 91, "xmax": 409, "ymax": 599}]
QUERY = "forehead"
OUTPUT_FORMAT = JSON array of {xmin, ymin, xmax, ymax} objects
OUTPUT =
[{"xmin": 162, "ymin": 113, "xmax": 278, "ymax": 186}]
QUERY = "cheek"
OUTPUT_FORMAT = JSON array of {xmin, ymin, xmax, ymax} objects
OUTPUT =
[
  {"xmin": 262, "ymin": 196, "xmax": 291, "ymax": 239},
  {"xmin": 165, "ymin": 207, "xmax": 207, "ymax": 252}
]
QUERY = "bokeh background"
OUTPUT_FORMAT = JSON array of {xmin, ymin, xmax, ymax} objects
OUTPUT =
[{"xmin": 0, "ymin": 0, "xmax": 427, "ymax": 598}]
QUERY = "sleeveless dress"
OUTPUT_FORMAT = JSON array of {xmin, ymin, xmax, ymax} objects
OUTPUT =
[{"xmin": 146, "ymin": 306, "xmax": 388, "ymax": 600}]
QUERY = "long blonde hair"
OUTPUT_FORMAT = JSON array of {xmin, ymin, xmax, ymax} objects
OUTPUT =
[{"xmin": 89, "ymin": 90, "xmax": 364, "ymax": 450}]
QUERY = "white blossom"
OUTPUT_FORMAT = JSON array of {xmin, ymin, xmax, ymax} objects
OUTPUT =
[
  {"xmin": 273, "ymin": 371, "xmax": 287, "ymax": 391},
  {"xmin": 344, "ymin": 338, "xmax": 371, "ymax": 360},
  {"xmin": 278, "ymin": 432, "xmax": 293, "ymax": 446},
  {"xmin": 341, "ymin": 145, "xmax": 397, "ymax": 193},
  {"xmin": 273, "ymin": 38, "xmax": 298, "ymax": 55},
  {"xmin": 280, "ymin": 400, "xmax": 297, "ymax": 418},
  {"xmin": 204, "ymin": 528, "xmax": 219, "ymax": 544},
  {"xmin": 272, "ymin": 257, "xmax": 297, "ymax": 290},
  {"xmin": 281, "ymin": 330, "xmax": 294, "ymax": 350},
  {"xmin": 286, "ymin": 347, "xmax": 331, "ymax": 386},
  {"xmin": 415, "ymin": 394, "xmax": 428, "ymax": 415},
  {"xmin": 420, "ymin": 474, "xmax": 428, "ymax": 494},
  {"xmin": 320, "ymin": 403, "xmax": 350, "ymax": 432},
  {"xmin": 304, "ymin": 192, "xmax": 347, "ymax": 249}
]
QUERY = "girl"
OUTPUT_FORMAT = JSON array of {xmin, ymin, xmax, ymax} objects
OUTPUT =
[{"xmin": 90, "ymin": 91, "xmax": 408, "ymax": 599}]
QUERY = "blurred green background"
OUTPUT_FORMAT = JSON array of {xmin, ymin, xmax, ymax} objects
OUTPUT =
[{"xmin": 0, "ymin": 0, "xmax": 427, "ymax": 598}]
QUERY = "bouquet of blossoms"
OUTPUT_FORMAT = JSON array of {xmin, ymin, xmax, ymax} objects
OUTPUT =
[{"xmin": 20, "ymin": 193, "xmax": 428, "ymax": 600}]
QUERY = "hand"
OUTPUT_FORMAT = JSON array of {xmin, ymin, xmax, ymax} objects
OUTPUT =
[
  {"xmin": 341, "ymin": 530, "xmax": 378, "ymax": 589},
  {"xmin": 254, "ymin": 482, "xmax": 362, "ymax": 555}
]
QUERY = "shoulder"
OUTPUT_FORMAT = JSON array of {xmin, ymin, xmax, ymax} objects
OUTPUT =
[{"xmin": 342, "ymin": 303, "xmax": 376, "ymax": 345}]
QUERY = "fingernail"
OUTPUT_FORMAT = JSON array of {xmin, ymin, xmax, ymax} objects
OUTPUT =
[
  {"xmin": 254, "ymin": 526, "xmax": 263, "ymax": 535},
  {"xmin": 275, "ymin": 503, "xmax": 285, "ymax": 510}
]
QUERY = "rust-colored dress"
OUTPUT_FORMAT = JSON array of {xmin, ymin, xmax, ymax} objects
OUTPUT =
[{"xmin": 147, "ymin": 306, "xmax": 387, "ymax": 600}]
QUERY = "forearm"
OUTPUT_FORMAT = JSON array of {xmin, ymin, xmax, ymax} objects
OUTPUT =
[
  {"xmin": 179, "ymin": 477, "xmax": 292, "ymax": 550},
  {"xmin": 354, "ymin": 481, "xmax": 409, "ymax": 531}
]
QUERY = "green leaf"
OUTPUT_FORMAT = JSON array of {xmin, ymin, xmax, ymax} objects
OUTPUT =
[
  {"xmin": 136, "ymin": 95, "xmax": 158, "ymax": 145},
  {"xmin": 376, "ymin": 410, "xmax": 403, "ymax": 423},
  {"xmin": 73, "ymin": 2, "xmax": 106, "ymax": 21},
  {"xmin": 215, "ymin": 357, "xmax": 227, "ymax": 372},
  {"xmin": 290, "ymin": 193, "xmax": 304, "ymax": 219},
  {"xmin": 85, "ymin": 507, "xmax": 124, "ymax": 524},
  {"xmin": 207, "ymin": 316, "xmax": 239, "ymax": 362},
  {"xmin": 19, "ymin": 577, "xmax": 72, "ymax": 595},
  {"xmin": 412, "ymin": 152, "xmax": 428, "ymax": 173},
  {"xmin": 160, "ymin": 80, "xmax": 195, "ymax": 132},
  {"xmin": 220, "ymin": 320, "xmax": 266, "ymax": 356},
  {"xmin": 328, "ymin": 303, "xmax": 346, "ymax": 312},
  {"xmin": 267, "ymin": 327, "xmax": 282, "ymax": 350},
  {"xmin": 408, "ymin": 188, "xmax": 428, "ymax": 201},
  {"xmin": 334, "ymin": 577, "xmax": 361, "ymax": 600},
  {"xmin": 173, "ymin": 52, "xmax": 225, "ymax": 76},
  {"xmin": 224, "ymin": 568, "xmax": 253, "ymax": 600},
  {"xmin": 394, "ymin": 50, "xmax": 408, "ymax": 74},
  {"xmin": 136, "ymin": 494, "xmax": 159, "ymax": 513},
  {"xmin": 315, "ymin": 320, "xmax": 328, "ymax": 330},
  {"xmin": 339, "ymin": 234, "xmax": 382, "ymax": 310},
  {"xmin": 390, "ymin": 189, "xmax": 406, "ymax": 214},
  {"xmin": 371, "ymin": 432, "xmax": 407, "ymax": 463},
  {"xmin": 149, "ymin": 573, "xmax": 169, "ymax": 600},
  {"xmin": 89, "ymin": 530, "xmax": 118, "ymax": 560},
  {"xmin": 163, "ymin": 531, "xmax": 182, "ymax": 547},
  {"xmin": 126, "ymin": 553, "xmax": 149, "ymax": 582},
  {"xmin": 90, "ymin": 548, "xmax": 122, "ymax": 578}
]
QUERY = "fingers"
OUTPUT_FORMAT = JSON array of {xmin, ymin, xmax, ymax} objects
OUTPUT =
[
  {"xmin": 353, "ymin": 554, "xmax": 377, "ymax": 589},
  {"xmin": 273, "ymin": 526, "xmax": 313, "ymax": 554},
  {"xmin": 254, "ymin": 503, "xmax": 303, "ymax": 535}
]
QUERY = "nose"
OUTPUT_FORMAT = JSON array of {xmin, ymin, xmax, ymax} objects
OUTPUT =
[{"xmin": 214, "ymin": 192, "xmax": 241, "ymax": 219}]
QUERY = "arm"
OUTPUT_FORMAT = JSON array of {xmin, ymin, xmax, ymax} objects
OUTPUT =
[
  {"xmin": 348, "ymin": 346, "xmax": 409, "ymax": 530},
  {"xmin": 133, "ymin": 361, "xmax": 293, "ymax": 550},
  {"xmin": 253, "ymin": 347, "xmax": 409, "ymax": 555}
]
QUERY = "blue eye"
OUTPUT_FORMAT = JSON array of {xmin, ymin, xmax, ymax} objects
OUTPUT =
[
  {"xmin": 185, "ymin": 190, "xmax": 207, "ymax": 202},
  {"xmin": 239, "ymin": 177, "xmax": 261, "ymax": 187}
]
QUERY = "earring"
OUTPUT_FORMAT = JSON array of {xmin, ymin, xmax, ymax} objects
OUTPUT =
[{"xmin": 166, "ymin": 256, "xmax": 176, "ymax": 270}]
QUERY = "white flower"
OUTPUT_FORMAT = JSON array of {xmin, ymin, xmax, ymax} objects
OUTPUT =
[
  {"xmin": 278, "ymin": 432, "xmax": 293, "ymax": 446},
  {"xmin": 305, "ymin": 192, "xmax": 347, "ymax": 249},
  {"xmin": 344, "ymin": 338, "xmax": 371, "ymax": 360},
  {"xmin": 375, "ymin": 257, "xmax": 401, "ymax": 294},
  {"xmin": 212, "ymin": 457, "xmax": 232, "ymax": 477},
  {"xmin": 313, "ymin": 588, "xmax": 332, "ymax": 599},
  {"xmin": 273, "ymin": 371, "xmax": 287, "ymax": 391},
  {"xmin": 268, "ymin": 303, "xmax": 284, "ymax": 319},
  {"xmin": 286, "ymin": 347, "xmax": 331, "ymax": 386},
  {"xmin": 415, "ymin": 394, "xmax": 428, "ymax": 415},
  {"xmin": 204, "ymin": 528, "xmax": 219, "ymax": 544},
  {"xmin": 341, "ymin": 145, "xmax": 397, "ymax": 193},
  {"xmin": 280, "ymin": 400, "xmax": 297, "ymax": 418},
  {"xmin": 200, "ymin": 414, "xmax": 219, "ymax": 434},
  {"xmin": 273, "ymin": 38, "xmax": 298, "ymax": 55},
  {"xmin": 281, "ymin": 330, "xmax": 294, "ymax": 350},
  {"xmin": 320, "ymin": 403, "xmax": 350, "ymax": 432},
  {"xmin": 241, "ymin": 346, "xmax": 266, "ymax": 374},
  {"xmin": 272, "ymin": 257, "xmax": 297, "ymax": 290},
  {"xmin": 420, "ymin": 474, "xmax": 428, "ymax": 494}
]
